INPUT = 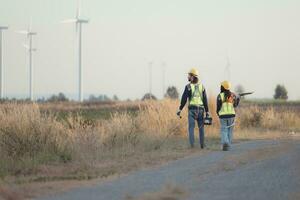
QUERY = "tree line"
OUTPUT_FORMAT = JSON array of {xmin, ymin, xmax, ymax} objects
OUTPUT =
[{"xmin": 0, "ymin": 84, "xmax": 290, "ymax": 102}]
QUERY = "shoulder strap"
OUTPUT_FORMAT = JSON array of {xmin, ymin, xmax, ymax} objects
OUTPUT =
[
  {"xmin": 198, "ymin": 83, "xmax": 204, "ymax": 92},
  {"xmin": 187, "ymin": 84, "xmax": 192, "ymax": 91},
  {"xmin": 197, "ymin": 83, "xmax": 203, "ymax": 99},
  {"xmin": 220, "ymin": 92, "xmax": 225, "ymax": 102}
]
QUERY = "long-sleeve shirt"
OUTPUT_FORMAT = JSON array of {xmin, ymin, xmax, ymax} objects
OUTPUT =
[
  {"xmin": 216, "ymin": 93, "xmax": 240, "ymax": 118},
  {"xmin": 179, "ymin": 84, "xmax": 209, "ymax": 112}
]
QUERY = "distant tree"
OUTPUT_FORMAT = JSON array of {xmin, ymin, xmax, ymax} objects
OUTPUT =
[
  {"xmin": 47, "ymin": 95, "xmax": 57, "ymax": 102},
  {"xmin": 235, "ymin": 84, "xmax": 245, "ymax": 99},
  {"xmin": 103, "ymin": 95, "xmax": 111, "ymax": 101},
  {"xmin": 88, "ymin": 94, "xmax": 112, "ymax": 102},
  {"xmin": 88, "ymin": 94, "xmax": 98, "ymax": 102},
  {"xmin": 0, "ymin": 97, "xmax": 9, "ymax": 103},
  {"xmin": 37, "ymin": 97, "xmax": 46, "ymax": 103},
  {"xmin": 142, "ymin": 93, "xmax": 157, "ymax": 101},
  {"xmin": 274, "ymin": 84, "xmax": 288, "ymax": 100},
  {"xmin": 113, "ymin": 95, "xmax": 119, "ymax": 101},
  {"xmin": 57, "ymin": 92, "xmax": 68, "ymax": 101},
  {"xmin": 165, "ymin": 86, "xmax": 179, "ymax": 99},
  {"xmin": 47, "ymin": 92, "xmax": 69, "ymax": 102},
  {"xmin": 98, "ymin": 95, "xmax": 104, "ymax": 101}
]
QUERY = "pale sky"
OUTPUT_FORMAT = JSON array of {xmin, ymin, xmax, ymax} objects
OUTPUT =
[{"xmin": 0, "ymin": 0, "xmax": 299, "ymax": 100}]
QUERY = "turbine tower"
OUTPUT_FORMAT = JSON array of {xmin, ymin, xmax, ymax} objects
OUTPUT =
[
  {"xmin": 162, "ymin": 61, "xmax": 166, "ymax": 98},
  {"xmin": 17, "ymin": 22, "xmax": 37, "ymax": 101},
  {"xmin": 224, "ymin": 56, "xmax": 231, "ymax": 81},
  {"xmin": 62, "ymin": 0, "xmax": 89, "ymax": 102},
  {"xmin": 0, "ymin": 26, "xmax": 8, "ymax": 99},
  {"xmin": 148, "ymin": 61, "xmax": 153, "ymax": 97}
]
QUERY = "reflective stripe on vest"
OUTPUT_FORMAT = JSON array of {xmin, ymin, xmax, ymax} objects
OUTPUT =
[
  {"xmin": 218, "ymin": 92, "xmax": 235, "ymax": 116},
  {"xmin": 189, "ymin": 83, "xmax": 204, "ymax": 106}
]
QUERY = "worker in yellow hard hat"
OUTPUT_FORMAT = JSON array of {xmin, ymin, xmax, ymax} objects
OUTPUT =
[
  {"xmin": 177, "ymin": 68, "xmax": 210, "ymax": 149},
  {"xmin": 216, "ymin": 81, "xmax": 240, "ymax": 151}
]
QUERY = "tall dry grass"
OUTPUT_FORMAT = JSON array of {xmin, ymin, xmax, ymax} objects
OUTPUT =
[
  {"xmin": 0, "ymin": 99, "xmax": 299, "ymax": 180},
  {"xmin": 0, "ymin": 104, "xmax": 72, "ymax": 177},
  {"xmin": 236, "ymin": 106, "xmax": 300, "ymax": 131},
  {"xmin": 0, "ymin": 100, "xmax": 188, "ymax": 179}
]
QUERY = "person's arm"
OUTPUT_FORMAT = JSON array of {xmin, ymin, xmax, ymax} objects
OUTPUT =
[
  {"xmin": 202, "ymin": 88, "xmax": 209, "ymax": 113},
  {"xmin": 216, "ymin": 94, "xmax": 222, "ymax": 115},
  {"xmin": 179, "ymin": 85, "xmax": 189, "ymax": 111}
]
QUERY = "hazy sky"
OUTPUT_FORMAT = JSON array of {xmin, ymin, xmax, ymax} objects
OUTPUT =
[{"xmin": 0, "ymin": 0, "xmax": 299, "ymax": 100}]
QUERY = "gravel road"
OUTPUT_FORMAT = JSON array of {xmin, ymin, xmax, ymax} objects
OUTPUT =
[{"xmin": 36, "ymin": 137, "xmax": 300, "ymax": 200}]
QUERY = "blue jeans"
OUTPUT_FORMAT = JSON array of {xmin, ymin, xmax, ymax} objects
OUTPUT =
[
  {"xmin": 220, "ymin": 117, "xmax": 235, "ymax": 146},
  {"xmin": 188, "ymin": 108, "xmax": 204, "ymax": 146}
]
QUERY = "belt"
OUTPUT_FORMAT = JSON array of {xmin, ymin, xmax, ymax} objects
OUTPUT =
[{"xmin": 188, "ymin": 105, "xmax": 204, "ymax": 110}]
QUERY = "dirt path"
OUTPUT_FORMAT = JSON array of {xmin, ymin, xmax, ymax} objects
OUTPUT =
[{"xmin": 36, "ymin": 137, "xmax": 300, "ymax": 200}]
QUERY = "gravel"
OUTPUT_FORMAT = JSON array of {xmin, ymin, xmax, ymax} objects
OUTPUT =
[{"xmin": 36, "ymin": 138, "xmax": 300, "ymax": 200}]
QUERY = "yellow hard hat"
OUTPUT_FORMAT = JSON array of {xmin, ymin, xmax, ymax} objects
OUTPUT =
[
  {"xmin": 221, "ymin": 81, "xmax": 231, "ymax": 90},
  {"xmin": 188, "ymin": 68, "xmax": 199, "ymax": 77}
]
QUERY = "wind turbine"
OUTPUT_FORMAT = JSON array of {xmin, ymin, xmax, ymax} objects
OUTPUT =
[
  {"xmin": 224, "ymin": 56, "xmax": 231, "ymax": 81},
  {"xmin": 62, "ymin": 0, "xmax": 89, "ymax": 102},
  {"xmin": 162, "ymin": 61, "xmax": 166, "ymax": 98},
  {"xmin": 148, "ymin": 61, "xmax": 153, "ymax": 97},
  {"xmin": 0, "ymin": 26, "xmax": 8, "ymax": 99},
  {"xmin": 16, "ymin": 21, "xmax": 37, "ymax": 101}
]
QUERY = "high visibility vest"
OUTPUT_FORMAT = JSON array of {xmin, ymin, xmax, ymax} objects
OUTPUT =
[
  {"xmin": 218, "ymin": 92, "xmax": 235, "ymax": 116},
  {"xmin": 189, "ymin": 83, "xmax": 204, "ymax": 106}
]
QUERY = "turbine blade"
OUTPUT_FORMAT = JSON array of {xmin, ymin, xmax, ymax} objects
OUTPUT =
[
  {"xmin": 77, "ymin": 0, "xmax": 81, "ymax": 17},
  {"xmin": 61, "ymin": 19, "xmax": 78, "ymax": 23},
  {"xmin": 23, "ymin": 44, "xmax": 29, "ymax": 49},
  {"xmin": 77, "ymin": 19, "xmax": 89, "ymax": 23},
  {"xmin": 226, "ymin": 56, "xmax": 230, "ymax": 67},
  {"xmin": 16, "ymin": 30, "xmax": 29, "ymax": 35},
  {"xmin": 29, "ymin": 17, "xmax": 33, "ymax": 32}
]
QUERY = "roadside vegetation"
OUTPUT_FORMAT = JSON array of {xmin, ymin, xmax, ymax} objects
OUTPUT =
[{"xmin": 0, "ymin": 99, "xmax": 299, "ymax": 199}]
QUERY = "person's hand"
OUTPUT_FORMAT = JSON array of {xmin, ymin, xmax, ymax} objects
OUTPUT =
[
  {"xmin": 234, "ymin": 95, "xmax": 241, "ymax": 107},
  {"xmin": 176, "ymin": 109, "xmax": 181, "ymax": 117},
  {"xmin": 206, "ymin": 112, "xmax": 211, "ymax": 118}
]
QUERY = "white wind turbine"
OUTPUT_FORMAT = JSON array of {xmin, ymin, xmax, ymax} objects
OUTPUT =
[
  {"xmin": 148, "ymin": 61, "xmax": 153, "ymax": 96},
  {"xmin": 0, "ymin": 26, "xmax": 8, "ymax": 99},
  {"xmin": 16, "ymin": 21, "xmax": 37, "ymax": 101},
  {"xmin": 162, "ymin": 61, "xmax": 166, "ymax": 98},
  {"xmin": 62, "ymin": 0, "xmax": 89, "ymax": 102},
  {"xmin": 224, "ymin": 56, "xmax": 231, "ymax": 81}
]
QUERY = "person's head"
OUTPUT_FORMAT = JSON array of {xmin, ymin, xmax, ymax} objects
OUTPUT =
[
  {"xmin": 220, "ymin": 81, "xmax": 231, "ymax": 92},
  {"xmin": 220, "ymin": 85, "xmax": 226, "ymax": 92},
  {"xmin": 220, "ymin": 80, "xmax": 232, "ymax": 100},
  {"xmin": 188, "ymin": 68, "xmax": 199, "ymax": 83}
]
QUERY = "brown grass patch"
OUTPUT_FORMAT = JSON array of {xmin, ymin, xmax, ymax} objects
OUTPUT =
[{"xmin": 0, "ymin": 186, "xmax": 23, "ymax": 200}]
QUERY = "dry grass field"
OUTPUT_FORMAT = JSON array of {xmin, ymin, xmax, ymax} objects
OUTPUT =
[{"xmin": 0, "ymin": 99, "xmax": 299, "ymax": 199}]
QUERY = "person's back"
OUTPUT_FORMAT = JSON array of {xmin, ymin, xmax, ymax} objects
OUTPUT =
[
  {"xmin": 177, "ymin": 68, "xmax": 210, "ymax": 148},
  {"xmin": 216, "ymin": 81, "xmax": 240, "ymax": 151}
]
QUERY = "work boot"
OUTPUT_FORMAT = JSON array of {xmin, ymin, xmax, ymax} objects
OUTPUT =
[
  {"xmin": 222, "ymin": 143, "xmax": 229, "ymax": 151},
  {"xmin": 200, "ymin": 144, "xmax": 205, "ymax": 149}
]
